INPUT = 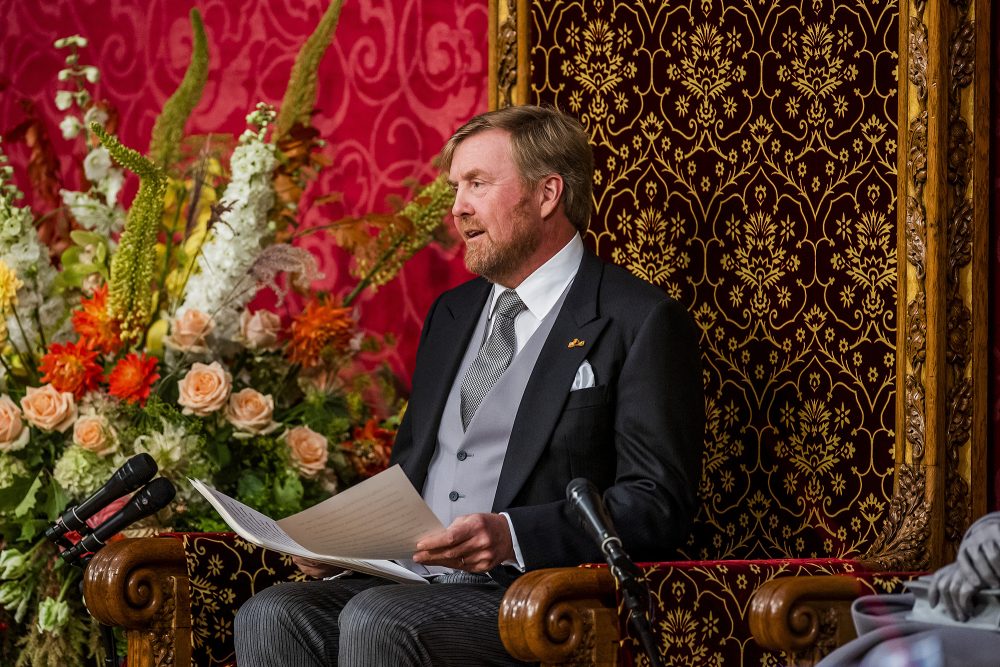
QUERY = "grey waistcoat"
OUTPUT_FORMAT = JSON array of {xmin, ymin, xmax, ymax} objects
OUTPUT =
[{"xmin": 421, "ymin": 284, "xmax": 571, "ymax": 526}]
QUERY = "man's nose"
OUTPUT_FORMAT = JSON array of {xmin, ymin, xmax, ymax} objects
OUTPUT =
[{"xmin": 451, "ymin": 187, "xmax": 472, "ymax": 219}]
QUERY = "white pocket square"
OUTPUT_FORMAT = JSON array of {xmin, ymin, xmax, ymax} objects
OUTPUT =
[{"xmin": 571, "ymin": 360, "xmax": 595, "ymax": 390}]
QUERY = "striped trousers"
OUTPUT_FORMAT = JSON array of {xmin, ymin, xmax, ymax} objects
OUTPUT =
[{"xmin": 233, "ymin": 572, "xmax": 529, "ymax": 666}]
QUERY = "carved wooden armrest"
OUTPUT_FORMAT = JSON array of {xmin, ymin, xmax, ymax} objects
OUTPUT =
[
  {"xmin": 499, "ymin": 567, "xmax": 620, "ymax": 666},
  {"xmin": 749, "ymin": 575, "xmax": 868, "ymax": 666},
  {"xmin": 82, "ymin": 537, "xmax": 191, "ymax": 667}
]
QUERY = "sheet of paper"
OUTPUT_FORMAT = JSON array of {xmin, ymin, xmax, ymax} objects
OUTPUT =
[
  {"xmin": 906, "ymin": 577, "xmax": 1000, "ymax": 631},
  {"xmin": 189, "ymin": 477, "xmax": 429, "ymax": 584},
  {"xmin": 277, "ymin": 465, "xmax": 445, "ymax": 560},
  {"xmin": 191, "ymin": 479, "xmax": 305, "ymax": 552}
]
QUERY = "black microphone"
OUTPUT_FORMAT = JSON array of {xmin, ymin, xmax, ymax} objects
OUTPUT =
[
  {"xmin": 566, "ymin": 478, "xmax": 663, "ymax": 667},
  {"xmin": 61, "ymin": 477, "xmax": 176, "ymax": 563},
  {"xmin": 45, "ymin": 453, "xmax": 158, "ymax": 546},
  {"xmin": 566, "ymin": 478, "xmax": 626, "ymax": 562}
]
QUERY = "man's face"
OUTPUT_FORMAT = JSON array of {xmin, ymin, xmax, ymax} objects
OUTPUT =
[{"xmin": 448, "ymin": 129, "xmax": 542, "ymax": 286}]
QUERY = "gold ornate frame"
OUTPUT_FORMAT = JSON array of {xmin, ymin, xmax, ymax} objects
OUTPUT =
[{"xmin": 489, "ymin": 0, "xmax": 992, "ymax": 571}]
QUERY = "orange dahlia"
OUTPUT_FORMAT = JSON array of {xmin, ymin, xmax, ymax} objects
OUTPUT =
[
  {"xmin": 341, "ymin": 418, "xmax": 394, "ymax": 479},
  {"xmin": 72, "ymin": 285, "xmax": 123, "ymax": 355},
  {"xmin": 107, "ymin": 353, "xmax": 160, "ymax": 405},
  {"xmin": 39, "ymin": 341, "xmax": 104, "ymax": 398},
  {"xmin": 286, "ymin": 299, "xmax": 354, "ymax": 368}
]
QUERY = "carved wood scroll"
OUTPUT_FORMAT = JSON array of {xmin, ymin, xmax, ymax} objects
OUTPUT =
[{"xmin": 83, "ymin": 538, "xmax": 192, "ymax": 667}]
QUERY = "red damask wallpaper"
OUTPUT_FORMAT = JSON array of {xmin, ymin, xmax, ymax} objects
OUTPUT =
[{"xmin": 0, "ymin": 0, "xmax": 484, "ymax": 384}]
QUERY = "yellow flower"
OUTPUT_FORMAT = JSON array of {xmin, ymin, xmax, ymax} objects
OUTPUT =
[{"xmin": 0, "ymin": 260, "xmax": 23, "ymax": 314}]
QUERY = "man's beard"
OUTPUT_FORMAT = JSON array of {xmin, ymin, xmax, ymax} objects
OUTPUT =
[{"xmin": 462, "ymin": 201, "xmax": 541, "ymax": 285}]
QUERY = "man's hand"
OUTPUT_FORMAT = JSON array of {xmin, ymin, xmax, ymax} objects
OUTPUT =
[
  {"xmin": 929, "ymin": 562, "xmax": 980, "ymax": 621},
  {"xmin": 412, "ymin": 513, "xmax": 514, "ymax": 573},
  {"xmin": 292, "ymin": 556, "xmax": 344, "ymax": 579},
  {"xmin": 928, "ymin": 514, "xmax": 1000, "ymax": 621}
]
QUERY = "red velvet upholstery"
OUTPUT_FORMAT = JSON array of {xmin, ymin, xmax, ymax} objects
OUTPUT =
[
  {"xmin": 511, "ymin": 0, "xmax": 917, "ymax": 662},
  {"xmin": 525, "ymin": 0, "xmax": 898, "ymax": 565},
  {"xmin": 606, "ymin": 560, "xmax": 912, "ymax": 666},
  {"xmin": 175, "ymin": 533, "xmax": 303, "ymax": 667},
  {"xmin": 168, "ymin": 533, "xmax": 916, "ymax": 667}
]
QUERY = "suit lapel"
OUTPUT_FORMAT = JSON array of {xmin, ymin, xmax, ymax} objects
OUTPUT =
[
  {"xmin": 405, "ymin": 279, "xmax": 491, "ymax": 487},
  {"xmin": 493, "ymin": 252, "xmax": 608, "ymax": 511}
]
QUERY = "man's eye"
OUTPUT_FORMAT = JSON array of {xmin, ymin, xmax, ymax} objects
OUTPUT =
[{"xmin": 471, "ymin": 181, "xmax": 484, "ymax": 189}]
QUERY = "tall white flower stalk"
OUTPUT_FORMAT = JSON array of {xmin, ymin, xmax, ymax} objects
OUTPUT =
[
  {"xmin": 54, "ymin": 36, "xmax": 126, "ymax": 237},
  {"xmin": 177, "ymin": 104, "xmax": 278, "ymax": 341},
  {"xmin": 0, "ymin": 140, "xmax": 71, "ymax": 358}
]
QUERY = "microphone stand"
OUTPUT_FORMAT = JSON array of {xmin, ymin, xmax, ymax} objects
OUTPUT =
[
  {"xmin": 48, "ymin": 509, "xmax": 120, "ymax": 667},
  {"xmin": 603, "ymin": 544, "xmax": 663, "ymax": 667}
]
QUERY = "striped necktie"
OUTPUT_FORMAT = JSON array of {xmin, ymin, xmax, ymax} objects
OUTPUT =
[{"xmin": 460, "ymin": 289, "xmax": 526, "ymax": 430}]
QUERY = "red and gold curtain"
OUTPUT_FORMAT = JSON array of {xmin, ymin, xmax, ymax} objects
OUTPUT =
[{"xmin": 0, "ymin": 0, "xmax": 485, "ymax": 383}]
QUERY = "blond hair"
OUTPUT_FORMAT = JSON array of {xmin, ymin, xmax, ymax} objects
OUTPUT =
[{"xmin": 441, "ymin": 105, "xmax": 593, "ymax": 232}]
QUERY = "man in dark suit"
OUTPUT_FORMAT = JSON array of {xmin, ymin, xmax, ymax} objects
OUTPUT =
[{"xmin": 235, "ymin": 105, "xmax": 703, "ymax": 666}]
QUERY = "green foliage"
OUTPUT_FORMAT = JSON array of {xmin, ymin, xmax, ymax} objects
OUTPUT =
[
  {"xmin": 148, "ymin": 9, "xmax": 209, "ymax": 168},
  {"xmin": 228, "ymin": 435, "xmax": 303, "ymax": 519},
  {"xmin": 275, "ymin": 0, "xmax": 345, "ymax": 140},
  {"xmin": 56, "ymin": 230, "xmax": 111, "ymax": 290}
]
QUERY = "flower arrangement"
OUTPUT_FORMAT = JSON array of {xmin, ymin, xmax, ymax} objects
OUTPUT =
[{"xmin": 0, "ymin": 4, "xmax": 453, "ymax": 665}]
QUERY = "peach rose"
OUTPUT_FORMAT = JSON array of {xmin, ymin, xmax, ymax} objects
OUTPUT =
[
  {"xmin": 0, "ymin": 395, "xmax": 29, "ymax": 452},
  {"xmin": 225, "ymin": 388, "xmax": 279, "ymax": 435},
  {"xmin": 165, "ymin": 309, "xmax": 215, "ymax": 353},
  {"xmin": 177, "ymin": 362, "xmax": 231, "ymax": 417},
  {"xmin": 73, "ymin": 414, "xmax": 116, "ymax": 457},
  {"xmin": 20, "ymin": 385, "xmax": 77, "ymax": 433},
  {"xmin": 285, "ymin": 426, "xmax": 328, "ymax": 478},
  {"xmin": 240, "ymin": 309, "xmax": 281, "ymax": 351}
]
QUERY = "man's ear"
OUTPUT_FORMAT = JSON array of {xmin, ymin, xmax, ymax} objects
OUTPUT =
[{"xmin": 538, "ymin": 174, "xmax": 564, "ymax": 220}]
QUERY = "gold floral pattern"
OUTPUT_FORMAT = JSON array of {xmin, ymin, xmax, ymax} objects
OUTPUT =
[
  {"xmin": 181, "ymin": 534, "xmax": 306, "ymax": 666},
  {"xmin": 608, "ymin": 560, "xmax": 910, "ymax": 666},
  {"xmin": 529, "ymin": 0, "xmax": 898, "ymax": 559}
]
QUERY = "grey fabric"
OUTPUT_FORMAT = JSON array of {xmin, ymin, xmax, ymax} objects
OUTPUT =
[
  {"xmin": 460, "ymin": 290, "xmax": 525, "ymax": 429},
  {"xmin": 233, "ymin": 574, "xmax": 525, "ymax": 667},
  {"xmin": 928, "ymin": 513, "xmax": 1000, "ymax": 620},
  {"xmin": 422, "ymin": 283, "xmax": 568, "ymax": 532},
  {"xmin": 816, "ymin": 594, "xmax": 1000, "ymax": 667},
  {"xmin": 818, "ymin": 513, "xmax": 1000, "ymax": 667}
]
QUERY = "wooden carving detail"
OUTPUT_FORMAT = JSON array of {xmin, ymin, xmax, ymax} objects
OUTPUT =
[
  {"xmin": 904, "ymin": 373, "xmax": 926, "ymax": 460},
  {"xmin": 907, "ymin": 111, "xmax": 928, "ymax": 192},
  {"xmin": 947, "ymin": 201, "xmax": 973, "ymax": 282},
  {"xmin": 498, "ymin": 568, "xmax": 619, "ymax": 666},
  {"xmin": 792, "ymin": 607, "xmax": 840, "ymax": 666},
  {"xmin": 948, "ymin": 20, "xmax": 975, "ymax": 95},
  {"xmin": 940, "ymin": 6, "xmax": 976, "ymax": 556},
  {"xmin": 905, "ymin": 293, "xmax": 927, "ymax": 368},
  {"xmin": 83, "ymin": 538, "xmax": 192, "ymax": 667},
  {"xmin": 496, "ymin": 0, "xmax": 518, "ymax": 109},
  {"xmin": 154, "ymin": 581, "xmax": 179, "ymax": 667},
  {"xmin": 908, "ymin": 18, "xmax": 928, "ymax": 102},
  {"xmin": 878, "ymin": 0, "xmax": 982, "ymax": 569},
  {"xmin": 905, "ymin": 196, "xmax": 927, "ymax": 280},
  {"xmin": 749, "ymin": 576, "xmax": 866, "ymax": 664},
  {"xmin": 863, "ymin": 464, "xmax": 931, "ymax": 570}
]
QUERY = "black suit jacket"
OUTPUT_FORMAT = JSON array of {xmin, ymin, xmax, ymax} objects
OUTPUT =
[{"xmin": 391, "ymin": 250, "xmax": 704, "ymax": 569}]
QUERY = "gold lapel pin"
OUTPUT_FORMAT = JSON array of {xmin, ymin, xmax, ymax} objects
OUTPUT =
[{"xmin": 567, "ymin": 338, "xmax": 585, "ymax": 349}]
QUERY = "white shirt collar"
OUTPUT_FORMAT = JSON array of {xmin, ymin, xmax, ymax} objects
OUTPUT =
[{"xmin": 489, "ymin": 234, "xmax": 584, "ymax": 320}]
